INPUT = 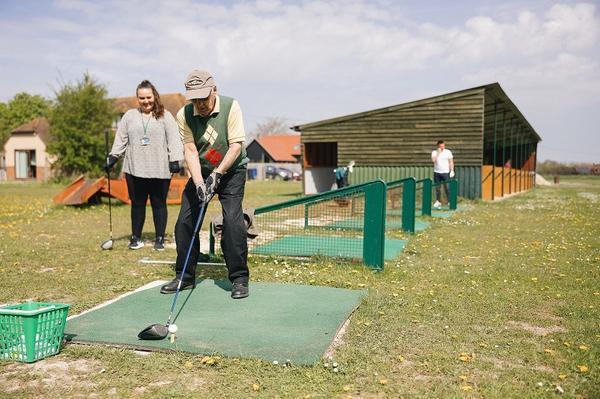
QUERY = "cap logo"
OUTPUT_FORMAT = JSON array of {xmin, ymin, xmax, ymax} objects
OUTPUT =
[{"xmin": 186, "ymin": 78, "xmax": 204, "ymax": 89}]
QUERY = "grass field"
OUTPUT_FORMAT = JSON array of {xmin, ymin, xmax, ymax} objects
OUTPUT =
[{"xmin": 0, "ymin": 176, "xmax": 598, "ymax": 398}]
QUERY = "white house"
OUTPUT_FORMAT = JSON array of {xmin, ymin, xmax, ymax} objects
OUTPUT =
[{"xmin": 3, "ymin": 117, "xmax": 55, "ymax": 181}]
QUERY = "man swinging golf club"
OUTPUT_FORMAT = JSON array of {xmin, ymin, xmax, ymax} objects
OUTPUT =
[{"xmin": 160, "ymin": 70, "xmax": 250, "ymax": 299}]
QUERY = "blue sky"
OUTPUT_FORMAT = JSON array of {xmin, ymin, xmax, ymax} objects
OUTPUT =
[{"xmin": 1, "ymin": 0, "xmax": 598, "ymax": 162}]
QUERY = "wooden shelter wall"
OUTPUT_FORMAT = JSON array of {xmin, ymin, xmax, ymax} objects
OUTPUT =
[{"xmin": 301, "ymin": 92, "xmax": 485, "ymax": 166}]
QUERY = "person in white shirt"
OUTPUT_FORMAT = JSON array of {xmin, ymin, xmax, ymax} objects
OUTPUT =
[{"xmin": 431, "ymin": 140, "xmax": 454, "ymax": 209}]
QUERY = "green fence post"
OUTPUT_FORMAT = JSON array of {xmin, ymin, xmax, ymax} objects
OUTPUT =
[
  {"xmin": 304, "ymin": 203, "xmax": 309, "ymax": 229},
  {"xmin": 401, "ymin": 178, "xmax": 416, "ymax": 233},
  {"xmin": 449, "ymin": 179, "xmax": 458, "ymax": 210},
  {"xmin": 422, "ymin": 178, "xmax": 432, "ymax": 216},
  {"xmin": 209, "ymin": 224, "xmax": 215, "ymax": 256},
  {"xmin": 363, "ymin": 180, "xmax": 386, "ymax": 270}
]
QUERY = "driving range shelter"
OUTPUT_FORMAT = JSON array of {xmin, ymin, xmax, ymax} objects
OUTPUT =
[{"xmin": 295, "ymin": 83, "xmax": 541, "ymax": 200}]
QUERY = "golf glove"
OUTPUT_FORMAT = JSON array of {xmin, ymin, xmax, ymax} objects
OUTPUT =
[
  {"xmin": 205, "ymin": 172, "xmax": 222, "ymax": 201},
  {"xmin": 104, "ymin": 155, "xmax": 118, "ymax": 173},
  {"xmin": 169, "ymin": 160, "xmax": 182, "ymax": 174},
  {"xmin": 449, "ymin": 170, "xmax": 455, "ymax": 178},
  {"xmin": 196, "ymin": 183, "xmax": 208, "ymax": 203}
]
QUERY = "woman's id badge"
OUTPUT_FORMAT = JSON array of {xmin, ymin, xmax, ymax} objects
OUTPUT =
[{"xmin": 140, "ymin": 137, "xmax": 150, "ymax": 146}]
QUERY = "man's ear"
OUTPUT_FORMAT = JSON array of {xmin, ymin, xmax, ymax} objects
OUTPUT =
[{"xmin": 213, "ymin": 86, "xmax": 218, "ymax": 94}]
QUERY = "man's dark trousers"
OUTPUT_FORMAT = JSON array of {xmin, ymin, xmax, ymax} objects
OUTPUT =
[
  {"xmin": 433, "ymin": 172, "xmax": 450, "ymax": 203},
  {"xmin": 174, "ymin": 167, "xmax": 249, "ymax": 284}
]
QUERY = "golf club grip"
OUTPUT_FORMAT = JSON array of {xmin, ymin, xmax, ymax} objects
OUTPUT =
[
  {"xmin": 104, "ymin": 128, "xmax": 109, "ymax": 156},
  {"xmin": 168, "ymin": 202, "xmax": 206, "ymax": 318}
]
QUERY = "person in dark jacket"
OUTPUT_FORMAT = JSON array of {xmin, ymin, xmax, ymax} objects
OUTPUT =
[{"xmin": 334, "ymin": 160, "xmax": 355, "ymax": 189}]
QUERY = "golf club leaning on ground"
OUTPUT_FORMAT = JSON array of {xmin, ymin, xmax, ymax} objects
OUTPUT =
[
  {"xmin": 100, "ymin": 128, "xmax": 114, "ymax": 250},
  {"xmin": 138, "ymin": 202, "xmax": 206, "ymax": 340}
]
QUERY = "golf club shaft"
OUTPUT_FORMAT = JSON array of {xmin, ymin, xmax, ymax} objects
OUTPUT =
[{"xmin": 166, "ymin": 202, "xmax": 206, "ymax": 325}]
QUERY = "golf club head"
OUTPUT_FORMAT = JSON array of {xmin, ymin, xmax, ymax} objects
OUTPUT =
[
  {"xmin": 138, "ymin": 323, "xmax": 168, "ymax": 340},
  {"xmin": 100, "ymin": 239, "xmax": 113, "ymax": 250}
]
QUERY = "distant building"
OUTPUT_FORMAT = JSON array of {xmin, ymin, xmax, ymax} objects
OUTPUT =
[
  {"xmin": 246, "ymin": 134, "xmax": 301, "ymax": 163},
  {"xmin": 295, "ymin": 83, "xmax": 541, "ymax": 199},
  {"xmin": 3, "ymin": 117, "xmax": 54, "ymax": 181}
]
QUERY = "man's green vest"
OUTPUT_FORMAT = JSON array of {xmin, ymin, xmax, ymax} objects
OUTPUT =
[{"xmin": 184, "ymin": 95, "xmax": 248, "ymax": 176}]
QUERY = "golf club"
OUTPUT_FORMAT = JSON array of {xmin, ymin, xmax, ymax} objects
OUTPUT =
[
  {"xmin": 100, "ymin": 128, "xmax": 114, "ymax": 250},
  {"xmin": 138, "ymin": 202, "xmax": 206, "ymax": 340}
]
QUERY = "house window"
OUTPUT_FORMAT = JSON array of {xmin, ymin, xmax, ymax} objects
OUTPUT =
[{"xmin": 15, "ymin": 150, "xmax": 36, "ymax": 179}]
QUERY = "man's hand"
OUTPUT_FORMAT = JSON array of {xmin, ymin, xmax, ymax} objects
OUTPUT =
[
  {"xmin": 169, "ymin": 160, "xmax": 182, "ymax": 174},
  {"xmin": 104, "ymin": 155, "xmax": 118, "ymax": 173},
  {"xmin": 197, "ymin": 183, "xmax": 208, "ymax": 203},
  {"xmin": 205, "ymin": 172, "xmax": 222, "ymax": 201},
  {"xmin": 450, "ymin": 170, "xmax": 455, "ymax": 178}
]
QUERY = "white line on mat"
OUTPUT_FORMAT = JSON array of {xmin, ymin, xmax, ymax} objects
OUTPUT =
[{"xmin": 67, "ymin": 281, "xmax": 166, "ymax": 321}]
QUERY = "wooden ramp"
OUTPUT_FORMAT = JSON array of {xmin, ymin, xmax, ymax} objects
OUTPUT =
[{"xmin": 53, "ymin": 175, "xmax": 188, "ymax": 205}]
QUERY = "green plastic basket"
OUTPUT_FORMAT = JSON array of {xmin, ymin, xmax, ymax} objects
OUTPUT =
[{"xmin": 0, "ymin": 302, "xmax": 70, "ymax": 363}]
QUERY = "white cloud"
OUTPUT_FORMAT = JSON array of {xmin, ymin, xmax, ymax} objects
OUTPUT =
[
  {"xmin": 7, "ymin": 1, "xmax": 598, "ymax": 86},
  {"xmin": 1, "ymin": 1, "xmax": 598, "ymax": 161},
  {"xmin": 53, "ymin": 0, "xmax": 100, "ymax": 13}
]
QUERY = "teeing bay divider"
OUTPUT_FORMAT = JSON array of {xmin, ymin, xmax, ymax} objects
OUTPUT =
[{"xmin": 209, "ymin": 178, "xmax": 459, "ymax": 270}]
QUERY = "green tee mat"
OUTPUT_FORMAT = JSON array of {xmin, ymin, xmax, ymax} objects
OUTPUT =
[
  {"xmin": 252, "ymin": 235, "xmax": 406, "ymax": 260},
  {"xmin": 430, "ymin": 209, "xmax": 454, "ymax": 218},
  {"xmin": 388, "ymin": 209, "xmax": 455, "ymax": 217},
  {"xmin": 425, "ymin": 205, "xmax": 464, "ymax": 218},
  {"xmin": 325, "ymin": 218, "xmax": 430, "ymax": 232},
  {"xmin": 65, "ymin": 279, "xmax": 365, "ymax": 366}
]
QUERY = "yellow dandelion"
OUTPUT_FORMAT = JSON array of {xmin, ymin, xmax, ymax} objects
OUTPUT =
[{"xmin": 577, "ymin": 365, "xmax": 588, "ymax": 373}]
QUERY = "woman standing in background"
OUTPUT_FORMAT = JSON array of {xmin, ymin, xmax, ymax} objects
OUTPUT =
[{"xmin": 105, "ymin": 80, "xmax": 184, "ymax": 250}]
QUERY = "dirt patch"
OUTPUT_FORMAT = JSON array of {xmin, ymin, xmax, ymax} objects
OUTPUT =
[
  {"xmin": 480, "ymin": 355, "xmax": 554, "ymax": 373},
  {"xmin": 507, "ymin": 321, "xmax": 567, "ymax": 336},
  {"xmin": 132, "ymin": 381, "xmax": 174, "ymax": 396},
  {"xmin": 0, "ymin": 358, "xmax": 101, "ymax": 392},
  {"xmin": 187, "ymin": 376, "xmax": 206, "ymax": 390},
  {"xmin": 324, "ymin": 316, "xmax": 351, "ymax": 359}
]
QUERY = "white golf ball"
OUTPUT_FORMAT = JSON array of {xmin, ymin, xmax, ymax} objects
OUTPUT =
[{"xmin": 168, "ymin": 324, "xmax": 178, "ymax": 333}]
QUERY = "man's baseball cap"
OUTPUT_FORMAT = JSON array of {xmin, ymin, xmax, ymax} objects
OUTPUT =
[{"xmin": 184, "ymin": 70, "xmax": 215, "ymax": 100}]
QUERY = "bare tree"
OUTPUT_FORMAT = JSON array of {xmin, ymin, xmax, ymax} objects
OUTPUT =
[{"xmin": 248, "ymin": 117, "xmax": 295, "ymax": 141}]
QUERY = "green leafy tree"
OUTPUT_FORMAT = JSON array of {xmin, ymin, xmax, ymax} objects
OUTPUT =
[
  {"xmin": 48, "ymin": 73, "xmax": 115, "ymax": 177},
  {"xmin": 0, "ymin": 93, "xmax": 53, "ymax": 148},
  {"xmin": 0, "ymin": 102, "xmax": 7, "ymax": 148}
]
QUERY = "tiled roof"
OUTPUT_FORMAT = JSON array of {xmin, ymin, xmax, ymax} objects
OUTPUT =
[
  {"xmin": 112, "ymin": 93, "xmax": 186, "ymax": 117},
  {"xmin": 254, "ymin": 134, "xmax": 301, "ymax": 162},
  {"xmin": 11, "ymin": 117, "xmax": 50, "ymax": 144}
]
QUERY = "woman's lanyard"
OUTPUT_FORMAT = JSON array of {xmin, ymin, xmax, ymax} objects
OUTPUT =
[{"xmin": 140, "ymin": 111, "xmax": 151, "ymax": 146}]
